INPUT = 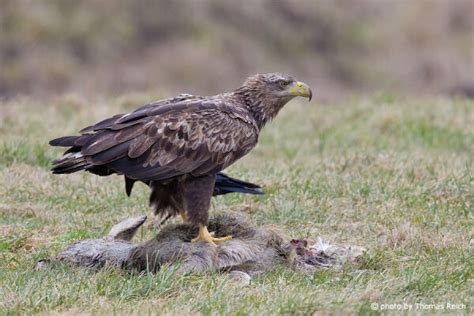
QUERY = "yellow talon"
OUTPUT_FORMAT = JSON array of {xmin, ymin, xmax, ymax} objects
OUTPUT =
[{"xmin": 191, "ymin": 224, "xmax": 232, "ymax": 245}]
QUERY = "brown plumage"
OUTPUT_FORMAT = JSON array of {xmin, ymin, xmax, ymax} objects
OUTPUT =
[{"xmin": 49, "ymin": 73, "xmax": 312, "ymax": 244}]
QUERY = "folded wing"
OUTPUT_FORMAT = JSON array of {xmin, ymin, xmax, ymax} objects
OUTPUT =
[{"xmin": 51, "ymin": 97, "xmax": 258, "ymax": 183}]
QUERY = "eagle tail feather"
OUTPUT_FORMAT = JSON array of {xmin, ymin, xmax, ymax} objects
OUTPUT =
[
  {"xmin": 214, "ymin": 173, "xmax": 264, "ymax": 196},
  {"xmin": 51, "ymin": 152, "xmax": 91, "ymax": 174}
]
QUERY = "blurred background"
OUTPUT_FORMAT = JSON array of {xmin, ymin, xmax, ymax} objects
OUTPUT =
[{"xmin": 1, "ymin": 0, "xmax": 473, "ymax": 101}]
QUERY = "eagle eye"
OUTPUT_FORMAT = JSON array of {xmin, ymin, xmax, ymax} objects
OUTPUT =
[{"xmin": 280, "ymin": 80, "xmax": 290, "ymax": 87}]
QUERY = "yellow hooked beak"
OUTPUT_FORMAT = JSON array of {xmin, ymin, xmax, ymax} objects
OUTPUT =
[{"xmin": 289, "ymin": 81, "xmax": 312, "ymax": 101}]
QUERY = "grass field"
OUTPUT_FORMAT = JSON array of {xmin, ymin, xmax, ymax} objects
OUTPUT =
[{"xmin": 0, "ymin": 95, "xmax": 472, "ymax": 314}]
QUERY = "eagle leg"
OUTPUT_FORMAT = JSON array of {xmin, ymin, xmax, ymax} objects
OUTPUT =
[
  {"xmin": 183, "ymin": 174, "xmax": 232, "ymax": 245},
  {"xmin": 191, "ymin": 224, "xmax": 232, "ymax": 245}
]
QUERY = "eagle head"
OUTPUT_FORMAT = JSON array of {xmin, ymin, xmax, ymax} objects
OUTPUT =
[
  {"xmin": 253, "ymin": 73, "xmax": 312, "ymax": 102},
  {"xmin": 235, "ymin": 73, "xmax": 312, "ymax": 128}
]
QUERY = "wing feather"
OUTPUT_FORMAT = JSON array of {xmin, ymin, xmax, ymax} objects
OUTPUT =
[
  {"xmin": 90, "ymin": 140, "xmax": 132, "ymax": 164},
  {"xmin": 77, "ymin": 97, "xmax": 258, "ymax": 181},
  {"xmin": 128, "ymin": 134, "xmax": 156, "ymax": 158}
]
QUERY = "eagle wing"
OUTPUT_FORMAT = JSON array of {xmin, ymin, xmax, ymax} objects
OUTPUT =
[{"xmin": 76, "ymin": 97, "xmax": 258, "ymax": 182}]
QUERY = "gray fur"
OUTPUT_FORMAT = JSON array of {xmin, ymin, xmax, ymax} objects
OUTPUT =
[
  {"xmin": 107, "ymin": 215, "xmax": 147, "ymax": 241},
  {"xmin": 125, "ymin": 212, "xmax": 288, "ymax": 273},
  {"xmin": 56, "ymin": 238, "xmax": 137, "ymax": 269},
  {"xmin": 228, "ymin": 271, "xmax": 252, "ymax": 286},
  {"xmin": 43, "ymin": 212, "xmax": 366, "ymax": 277}
]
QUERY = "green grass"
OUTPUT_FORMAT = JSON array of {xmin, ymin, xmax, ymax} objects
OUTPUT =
[{"xmin": 0, "ymin": 95, "xmax": 472, "ymax": 314}]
